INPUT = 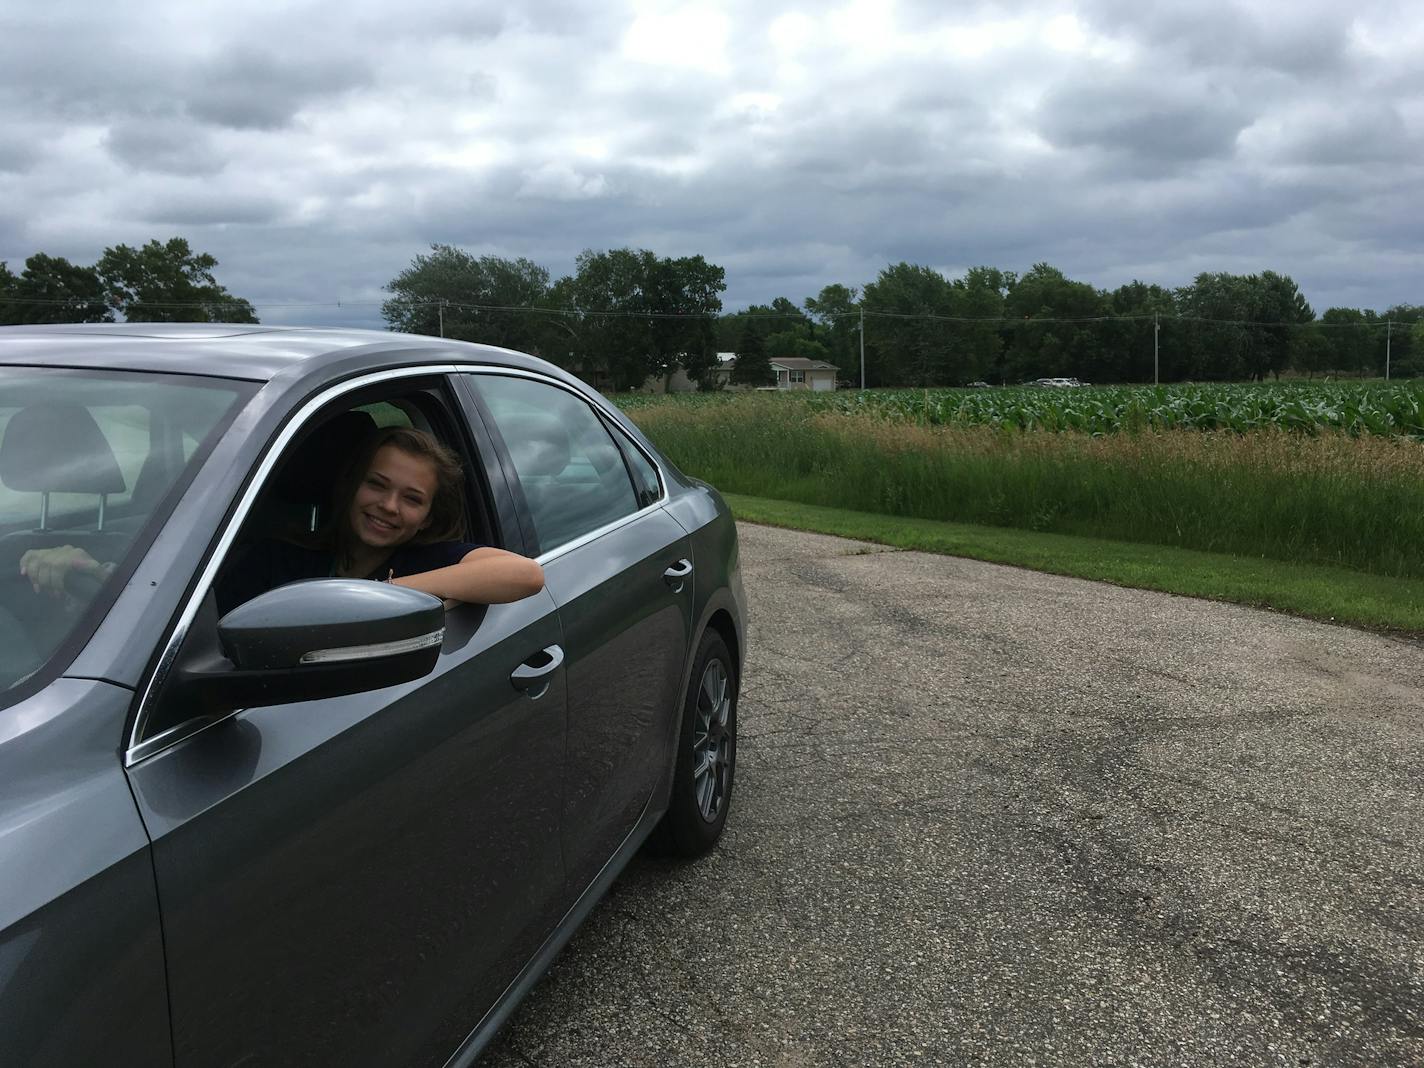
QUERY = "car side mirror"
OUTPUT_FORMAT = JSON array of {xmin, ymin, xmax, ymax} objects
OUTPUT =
[{"xmin": 170, "ymin": 579, "xmax": 444, "ymax": 714}]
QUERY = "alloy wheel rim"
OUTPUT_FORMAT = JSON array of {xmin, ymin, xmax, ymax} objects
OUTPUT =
[{"xmin": 692, "ymin": 658, "xmax": 732, "ymax": 822}]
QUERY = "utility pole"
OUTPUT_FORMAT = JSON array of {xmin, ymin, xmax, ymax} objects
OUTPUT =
[
  {"xmin": 1153, "ymin": 312, "xmax": 1160, "ymax": 386},
  {"xmin": 859, "ymin": 305, "xmax": 866, "ymax": 391},
  {"xmin": 1386, "ymin": 318, "xmax": 1392, "ymax": 381},
  {"xmin": 438, "ymin": 300, "xmax": 445, "ymax": 339}
]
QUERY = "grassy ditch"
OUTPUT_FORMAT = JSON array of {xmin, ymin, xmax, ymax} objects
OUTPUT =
[
  {"xmin": 721, "ymin": 493, "xmax": 1424, "ymax": 636},
  {"xmin": 627, "ymin": 394, "xmax": 1424, "ymax": 580}
]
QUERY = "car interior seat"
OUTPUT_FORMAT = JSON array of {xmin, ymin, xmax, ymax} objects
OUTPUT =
[
  {"xmin": 0, "ymin": 402, "xmax": 131, "ymax": 556},
  {"xmin": 247, "ymin": 410, "xmax": 378, "ymax": 546},
  {"xmin": 0, "ymin": 402, "xmax": 132, "ymax": 649}
]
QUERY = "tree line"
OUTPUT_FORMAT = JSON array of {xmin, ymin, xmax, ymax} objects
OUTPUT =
[
  {"xmin": 5, "ymin": 236, "xmax": 1421, "ymax": 385},
  {"xmin": 0, "ymin": 238, "xmax": 257, "ymax": 325},
  {"xmin": 728, "ymin": 264, "xmax": 1424, "ymax": 387},
  {"xmin": 383, "ymin": 248, "xmax": 1424, "ymax": 387}
]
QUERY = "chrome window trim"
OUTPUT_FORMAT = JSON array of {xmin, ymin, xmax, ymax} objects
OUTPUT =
[
  {"xmin": 533, "ymin": 499, "xmax": 670, "ymax": 567},
  {"xmin": 127, "ymin": 713, "xmax": 231, "ymax": 766},
  {"xmin": 460, "ymin": 368, "xmax": 670, "ymax": 564},
  {"xmin": 124, "ymin": 363, "xmax": 461, "ymax": 765}
]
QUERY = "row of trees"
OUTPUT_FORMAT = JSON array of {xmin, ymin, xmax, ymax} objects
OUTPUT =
[
  {"xmin": 0, "ymin": 238, "xmax": 257, "ymax": 325},
  {"xmin": 737, "ymin": 264, "xmax": 1424, "ymax": 387},
  {"xmin": 383, "ymin": 248, "xmax": 1424, "ymax": 387},
  {"xmin": 5, "ymin": 237, "xmax": 1418, "ymax": 385}
]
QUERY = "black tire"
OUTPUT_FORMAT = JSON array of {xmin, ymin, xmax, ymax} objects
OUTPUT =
[{"xmin": 649, "ymin": 629, "xmax": 738, "ymax": 858}]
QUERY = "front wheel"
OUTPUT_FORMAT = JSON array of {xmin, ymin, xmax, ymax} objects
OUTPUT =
[{"xmin": 650, "ymin": 629, "xmax": 738, "ymax": 858}]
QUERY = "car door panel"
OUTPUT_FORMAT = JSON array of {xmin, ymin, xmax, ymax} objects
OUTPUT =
[
  {"xmin": 458, "ymin": 372, "xmax": 696, "ymax": 894},
  {"xmin": 126, "ymin": 592, "xmax": 567, "ymax": 1068},
  {"xmin": 542, "ymin": 509, "xmax": 693, "ymax": 893}
]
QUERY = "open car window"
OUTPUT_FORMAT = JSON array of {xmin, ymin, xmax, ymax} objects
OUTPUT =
[
  {"xmin": 209, "ymin": 384, "xmax": 487, "ymax": 617},
  {"xmin": 0, "ymin": 368, "xmax": 250, "ymax": 701}
]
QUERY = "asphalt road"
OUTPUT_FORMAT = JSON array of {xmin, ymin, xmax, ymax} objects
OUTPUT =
[{"xmin": 482, "ymin": 522, "xmax": 1424, "ymax": 1067}]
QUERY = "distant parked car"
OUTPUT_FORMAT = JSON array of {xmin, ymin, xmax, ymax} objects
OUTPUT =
[
  {"xmin": 965, "ymin": 380, "xmax": 992, "ymax": 388},
  {"xmin": 0, "ymin": 324, "xmax": 746, "ymax": 1068},
  {"xmin": 1031, "ymin": 377, "xmax": 1085, "ymax": 388}
]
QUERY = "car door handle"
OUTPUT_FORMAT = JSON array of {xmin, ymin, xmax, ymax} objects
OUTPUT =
[
  {"xmin": 663, "ymin": 559, "xmax": 693, "ymax": 590},
  {"xmin": 511, "ymin": 644, "xmax": 564, "ymax": 699}
]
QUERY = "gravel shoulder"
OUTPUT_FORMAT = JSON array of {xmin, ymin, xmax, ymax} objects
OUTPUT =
[{"xmin": 482, "ymin": 522, "xmax": 1424, "ymax": 1067}]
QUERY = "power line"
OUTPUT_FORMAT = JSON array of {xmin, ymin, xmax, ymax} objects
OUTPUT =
[{"xmin": 0, "ymin": 292, "xmax": 1410, "ymax": 330}]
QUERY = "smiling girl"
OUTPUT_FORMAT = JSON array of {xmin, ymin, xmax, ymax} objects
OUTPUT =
[{"xmin": 214, "ymin": 427, "xmax": 543, "ymax": 613}]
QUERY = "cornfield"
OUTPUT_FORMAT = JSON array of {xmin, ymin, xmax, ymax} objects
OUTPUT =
[
  {"xmin": 615, "ymin": 381, "xmax": 1424, "ymax": 439},
  {"xmin": 619, "ymin": 386, "xmax": 1424, "ymax": 578}
]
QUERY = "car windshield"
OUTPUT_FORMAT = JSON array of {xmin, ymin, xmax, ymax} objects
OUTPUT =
[{"xmin": 0, "ymin": 368, "xmax": 251, "ymax": 697}]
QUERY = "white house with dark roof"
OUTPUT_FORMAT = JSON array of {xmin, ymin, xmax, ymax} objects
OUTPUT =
[
  {"xmin": 767, "ymin": 356, "xmax": 838, "ymax": 391},
  {"xmin": 637, "ymin": 352, "xmax": 840, "ymax": 392}
]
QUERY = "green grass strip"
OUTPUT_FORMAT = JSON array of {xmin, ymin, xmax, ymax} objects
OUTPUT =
[{"xmin": 722, "ymin": 492, "xmax": 1424, "ymax": 638}]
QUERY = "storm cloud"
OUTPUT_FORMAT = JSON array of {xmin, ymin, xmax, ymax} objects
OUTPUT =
[{"xmin": 0, "ymin": 0, "xmax": 1420, "ymax": 326}]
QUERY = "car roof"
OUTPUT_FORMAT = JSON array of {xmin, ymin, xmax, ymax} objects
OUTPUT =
[{"xmin": 0, "ymin": 323, "xmax": 550, "ymax": 383}]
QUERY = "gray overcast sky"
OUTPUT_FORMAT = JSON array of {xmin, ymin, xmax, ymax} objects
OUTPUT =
[{"xmin": 1, "ymin": 0, "xmax": 1421, "ymax": 328}]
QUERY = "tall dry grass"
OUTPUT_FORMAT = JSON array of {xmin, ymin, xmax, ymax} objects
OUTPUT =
[{"xmin": 631, "ymin": 396, "xmax": 1424, "ymax": 577}]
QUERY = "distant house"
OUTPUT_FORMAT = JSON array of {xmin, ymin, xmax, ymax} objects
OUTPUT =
[
  {"xmin": 637, "ymin": 366, "xmax": 699, "ymax": 393},
  {"xmin": 637, "ymin": 352, "xmax": 839, "ymax": 392},
  {"xmin": 708, "ymin": 352, "xmax": 736, "ymax": 389},
  {"xmin": 710, "ymin": 354, "xmax": 838, "ymax": 391},
  {"xmin": 639, "ymin": 353, "xmax": 736, "ymax": 393},
  {"xmin": 768, "ymin": 357, "xmax": 838, "ymax": 391}
]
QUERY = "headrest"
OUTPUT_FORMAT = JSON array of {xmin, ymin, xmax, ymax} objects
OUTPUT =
[
  {"xmin": 273, "ymin": 410, "xmax": 378, "ymax": 502},
  {"xmin": 507, "ymin": 413, "xmax": 571, "ymax": 477},
  {"xmin": 0, "ymin": 403, "xmax": 126, "ymax": 496}
]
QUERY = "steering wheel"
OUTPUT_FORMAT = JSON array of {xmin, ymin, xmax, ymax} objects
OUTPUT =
[
  {"xmin": 63, "ymin": 566, "xmax": 108, "ymax": 604},
  {"xmin": 0, "ymin": 562, "xmax": 108, "ymax": 691}
]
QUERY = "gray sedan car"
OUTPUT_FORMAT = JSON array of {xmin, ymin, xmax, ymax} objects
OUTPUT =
[{"xmin": 0, "ymin": 324, "xmax": 745, "ymax": 1067}]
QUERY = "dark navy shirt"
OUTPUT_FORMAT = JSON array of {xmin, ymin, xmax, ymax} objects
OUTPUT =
[{"xmin": 216, "ymin": 538, "xmax": 484, "ymax": 615}]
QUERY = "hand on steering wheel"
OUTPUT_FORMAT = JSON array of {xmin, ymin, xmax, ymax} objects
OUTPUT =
[{"xmin": 19, "ymin": 545, "xmax": 112, "ymax": 598}]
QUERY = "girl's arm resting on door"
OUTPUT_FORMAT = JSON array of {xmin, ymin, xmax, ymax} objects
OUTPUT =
[{"xmin": 391, "ymin": 547, "xmax": 544, "ymax": 605}]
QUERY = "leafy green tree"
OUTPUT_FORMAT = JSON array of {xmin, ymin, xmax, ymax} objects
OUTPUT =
[
  {"xmin": 1174, "ymin": 271, "xmax": 1313, "ymax": 381},
  {"xmin": 1107, "ymin": 280, "xmax": 1175, "ymax": 383},
  {"xmin": 1404, "ymin": 320, "xmax": 1424, "ymax": 377},
  {"xmin": 1318, "ymin": 308, "xmax": 1375, "ymax": 377},
  {"xmin": 0, "ymin": 262, "xmax": 17, "ymax": 324},
  {"xmin": 1291, "ymin": 324, "xmax": 1335, "ymax": 379},
  {"xmin": 953, "ymin": 267, "xmax": 1011, "ymax": 383},
  {"xmin": 861, "ymin": 263, "xmax": 959, "ymax": 386},
  {"xmin": 551, "ymin": 248, "xmax": 726, "ymax": 390},
  {"xmin": 98, "ymin": 237, "xmax": 257, "ymax": 323},
  {"xmin": 730, "ymin": 322, "xmax": 773, "ymax": 386},
  {"xmin": 0, "ymin": 253, "xmax": 112, "ymax": 325},
  {"xmin": 769, "ymin": 296, "xmax": 811, "ymax": 337},
  {"xmin": 718, "ymin": 298, "xmax": 805, "ymax": 352},
  {"xmin": 383, "ymin": 244, "xmax": 549, "ymax": 351},
  {"xmin": 765, "ymin": 331, "xmax": 831, "ymax": 363},
  {"xmin": 1174, "ymin": 273, "xmax": 1253, "ymax": 380},
  {"xmin": 646, "ymin": 254, "xmax": 726, "ymax": 386},
  {"xmin": 1384, "ymin": 305, "xmax": 1424, "ymax": 378},
  {"xmin": 558, "ymin": 248, "xmax": 658, "ymax": 390},
  {"xmin": 805, "ymin": 283, "xmax": 861, "ymax": 384},
  {"xmin": 999, "ymin": 263, "xmax": 1109, "ymax": 383},
  {"xmin": 855, "ymin": 264, "xmax": 1017, "ymax": 386},
  {"xmin": 1252, "ymin": 271, "xmax": 1315, "ymax": 379}
]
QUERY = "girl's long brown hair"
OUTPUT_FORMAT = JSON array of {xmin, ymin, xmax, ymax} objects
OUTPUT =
[{"xmin": 331, "ymin": 427, "xmax": 468, "ymax": 572}]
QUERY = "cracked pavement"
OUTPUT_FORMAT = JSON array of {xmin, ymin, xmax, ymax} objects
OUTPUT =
[{"xmin": 481, "ymin": 522, "xmax": 1424, "ymax": 1067}]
